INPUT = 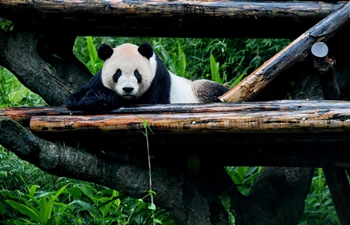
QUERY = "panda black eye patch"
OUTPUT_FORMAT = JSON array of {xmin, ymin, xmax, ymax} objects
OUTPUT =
[
  {"xmin": 113, "ymin": 69, "xmax": 122, "ymax": 83},
  {"xmin": 134, "ymin": 70, "xmax": 142, "ymax": 83}
]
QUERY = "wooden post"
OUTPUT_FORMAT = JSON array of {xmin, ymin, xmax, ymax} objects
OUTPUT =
[
  {"xmin": 312, "ymin": 42, "xmax": 350, "ymax": 225},
  {"xmin": 323, "ymin": 168, "xmax": 350, "ymax": 225},
  {"xmin": 311, "ymin": 42, "xmax": 340, "ymax": 100}
]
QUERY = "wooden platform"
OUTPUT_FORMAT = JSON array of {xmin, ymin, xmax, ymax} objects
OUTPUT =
[{"xmin": 1, "ymin": 100, "xmax": 350, "ymax": 167}]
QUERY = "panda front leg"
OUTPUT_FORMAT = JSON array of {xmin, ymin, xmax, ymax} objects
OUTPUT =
[
  {"xmin": 66, "ymin": 87, "xmax": 121, "ymax": 112},
  {"xmin": 65, "ymin": 73, "xmax": 121, "ymax": 112}
]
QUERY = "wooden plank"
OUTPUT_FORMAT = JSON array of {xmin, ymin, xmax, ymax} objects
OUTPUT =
[
  {"xmin": 219, "ymin": 0, "xmax": 350, "ymax": 102},
  {"xmin": 0, "ymin": 0, "xmax": 345, "ymax": 38},
  {"xmin": 2, "ymin": 100, "xmax": 350, "ymax": 130},
  {"xmin": 22, "ymin": 100, "xmax": 350, "ymax": 134}
]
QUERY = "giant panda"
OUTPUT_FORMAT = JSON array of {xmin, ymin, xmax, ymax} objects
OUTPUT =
[{"xmin": 65, "ymin": 43, "xmax": 229, "ymax": 111}]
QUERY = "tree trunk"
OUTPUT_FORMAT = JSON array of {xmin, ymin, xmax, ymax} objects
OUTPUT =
[{"xmin": 232, "ymin": 167, "xmax": 314, "ymax": 225}]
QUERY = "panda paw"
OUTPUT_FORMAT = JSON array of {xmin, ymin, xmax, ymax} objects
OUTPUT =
[{"xmin": 65, "ymin": 90, "xmax": 120, "ymax": 112}]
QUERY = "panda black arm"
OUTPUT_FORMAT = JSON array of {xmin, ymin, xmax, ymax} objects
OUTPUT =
[{"xmin": 65, "ymin": 72, "xmax": 121, "ymax": 111}]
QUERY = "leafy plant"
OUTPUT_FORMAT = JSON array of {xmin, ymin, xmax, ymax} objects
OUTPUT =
[
  {"xmin": 225, "ymin": 166, "xmax": 262, "ymax": 196},
  {"xmin": 0, "ymin": 67, "xmax": 46, "ymax": 107},
  {"xmin": 0, "ymin": 18, "xmax": 14, "ymax": 31},
  {"xmin": 210, "ymin": 53, "xmax": 223, "ymax": 84},
  {"xmin": 298, "ymin": 168, "xmax": 339, "ymax": 225},
  {"xmin": 6, "ymin": 184, "xmax": 68, "ymax": 224}
]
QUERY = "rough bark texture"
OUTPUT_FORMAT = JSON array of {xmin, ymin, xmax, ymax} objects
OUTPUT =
[
  {"xmin": 0, "ymin": 0, "xmax": 346, "ymax": 38},
  {"xmin": 0, "ymin": 117, "xmax": 233, "ymax": 225},
  {"xmin": 23, "ymin": 100, "xmax": 350, "ymax": 135},
  {"xmin": 232, "ymin": 167, "xmax": 314, "ymax": 225},
  {"xmin": 323, "ymin": 168, "xmax": 350, "ymax": 225},
  {"xmin": 312, "ymin": 44, "xmax": 340, "ymax": 100},
  {"xmin": 0, "ymin": 27, "xmax": 92, "ymax": 106},
  {"xmin": 2, "ymin": 101, "xmax": 350, "ymax": 169}
]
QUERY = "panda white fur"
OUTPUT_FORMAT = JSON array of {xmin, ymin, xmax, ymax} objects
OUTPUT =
[{"xmin": 66, "ymin": 43, "xmax": 229, "ymax": 111}]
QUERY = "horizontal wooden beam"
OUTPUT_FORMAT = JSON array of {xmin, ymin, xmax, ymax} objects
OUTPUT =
[
  {"xmin": 0, "ymin": 0, "xmax": 346, "ymax": 38},
  {"xmin": 28, "ymin": 101, "xmax": 350, "ymax": 135},
  {"xmin": 1, "ymin": 100, "xmax": 349, "ymax": 133},
  {"xmin": 2, "ymin": 100, "xmax": 350, "ymax": 167}
]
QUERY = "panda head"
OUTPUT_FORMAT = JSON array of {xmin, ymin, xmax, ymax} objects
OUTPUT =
[{"xmin": 98, "ymin": 43, "xmax": 157, "ymax": 100}]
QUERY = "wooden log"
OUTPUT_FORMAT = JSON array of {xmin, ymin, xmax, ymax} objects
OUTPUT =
[
  {"xmin": 311, "ymin": 42, "xmax": 340, "ymax": 100},
  {"xmin": 323, "ymin": 168, "xmax": 350, "ymax": 225},
  {"xmin": 0, "ymin": 107, "xmax": 72, "ymax": 127},
  {"xmin": 219, "ymin": 1, "xmax": 350, "ymax": 102},
  {"xmin": 0, "ymin": 0, "xmax": 345, "ymax": 38},
  {"xmin": 313, "ymin": 47, "xmax": 349, "ymax": 225},
  {"xmin": 22, "ymin": 100, "xmax": 350, "ymax": 134},
  {"xmin": 1, "ymin": 100, "xmax": 350, "ymax": 127},
  {"xmin": 3, "ymin": 101, "xmax": 350, "ymax": 167}
]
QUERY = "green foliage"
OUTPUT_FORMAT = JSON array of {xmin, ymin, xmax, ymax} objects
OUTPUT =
[
  {"xmin": 225, "ymin": 166, "xmax": 262, "ymax": 196},
  {"xmin": 0, "ymin": 156, "xmax": 174, "ymax": 225},
  {"xmin": 210, "ymin": 54, "xmax": 223, "ymax": 84},
  {"xmin": 73, "ymin": 37, "xmax": 290, "ymax": 87},
  {"xmin": 298, "ymin": 168, "xmax": 340, "ymax": 225},
  {"xmin": 140, "ymin": 118, "xmax": 159, "ymax": 225},
  {"xmin": 0, "ymin": 67, "xmax": 46, "ymax": 107},
  {"xmin": 0, "ymin": 18, "xmax": 14, "ymax": 31},
  {"xmin": 5, "ymin": 184, "xmax": 68, "ymax": 224}
]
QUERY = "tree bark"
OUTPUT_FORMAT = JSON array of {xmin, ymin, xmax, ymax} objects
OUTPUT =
[
  {"xmin": 0, "ymin": 28, "xmax": 92, "ymax": 106},
  {"xmin": 311, "ymin": 42, "xmax": 340, "ymax": 100},
  {"xmin": 231, "ymin": 167, "xmax": 314, "ymax": 225},
  {"xmin": 0, "ymin": 0, "xmax": 345, "ymax": 38},
  {"xmin": 21, "ymin": 100, "xmax": 350, "ymax": 135},
  {"xmin": 3, "ymin": 101, "xmax": 350, "ymax": 168},
  {"xmin": 323, "ymin": 168, "xmax": 350, "ymax": 225}
]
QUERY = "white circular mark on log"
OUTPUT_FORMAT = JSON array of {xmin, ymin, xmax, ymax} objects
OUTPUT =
[{"xmin": 311, "ymin": 42, "xmax": 328, "ymax": 58}]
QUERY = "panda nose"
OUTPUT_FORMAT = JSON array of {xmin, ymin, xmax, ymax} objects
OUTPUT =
[{"xmin": 123, "ymin": 87, "xmax": 134, "ymax": 93}]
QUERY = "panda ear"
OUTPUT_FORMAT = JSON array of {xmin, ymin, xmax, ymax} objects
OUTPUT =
[
  {"xmin": 138, "ymin": 43, "xmax": 154, "ymax": 59},
  {"xmin": 98, "ymin": 44, "xmax": 114, "ymax": 61}
]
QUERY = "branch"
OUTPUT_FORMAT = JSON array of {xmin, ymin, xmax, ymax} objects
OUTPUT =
[
  {"xmin": 0, "ymin": 117, "xmax": 231, "ymax": 225},
  {"xmin": 219, "ymin": 0, "xmax": 350, "ymax": 102},
  {"xmin": 0, "ymin": 1, "xmax": 345, "ymax": 38},
  {"xmin": 311, "ymin": 42, "xmax": 340, "ymax": 100},
  {"xmin": 232, "ymin": 167, "xmax": 313, "ymax": 225},
  {"xmin": 0, "ymin": 28, "xmax": 91, "ymax": 106},
  {"xmin": 323, "ymin": 168, "xmax": 350, "ymax": 224}
]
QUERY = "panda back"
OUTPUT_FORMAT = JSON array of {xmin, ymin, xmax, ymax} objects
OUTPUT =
[{"xmin": 169, "ymin": 73, "xmax": 198, "ymax": 103}]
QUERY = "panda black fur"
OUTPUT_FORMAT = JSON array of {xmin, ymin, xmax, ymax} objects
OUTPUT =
[{"xmin": 66, "ymin": 43, "xmax": 229, "ymax": 111}]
